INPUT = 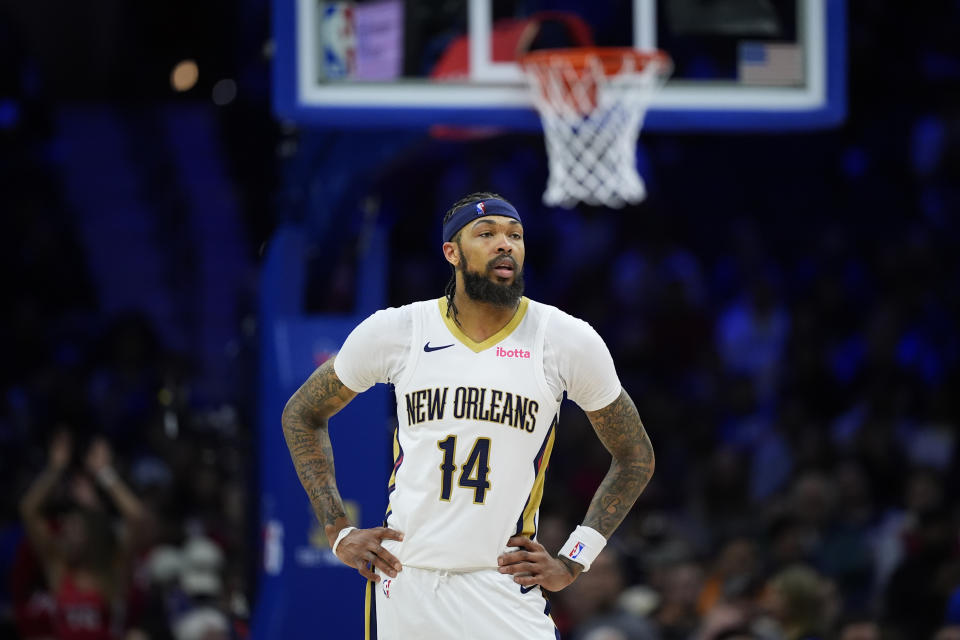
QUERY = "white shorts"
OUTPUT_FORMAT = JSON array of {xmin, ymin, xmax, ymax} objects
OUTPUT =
[{"xmin": 365, "ymin": 566, "xmax": 560, "ymax": 640}]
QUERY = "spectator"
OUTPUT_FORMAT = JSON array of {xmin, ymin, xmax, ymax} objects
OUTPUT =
[
  {"xmin": 934, "ymin": 626, "xmax": 960, "ymax": 640},
  {"xmin": 872, "ymin": 466, "xmax": 946, "ymax": 597},
  {"xmin": 566, "ymin": 548, "xmax": 658, "ymax": 640},
  {"xmin": 651, "ymin": 559, "xmax": 705, "ymax": 640},
  {"xmin": 19, "ymin": 431, "xmax": 148, "ymax": 640},
  {"xmin": 140, "ymin": 545, "xmax": 185, "ymax": 640},
  {"xmin": 715, "ymin": 275, "xmax": 790, "ymax": 403},
  {"xmin": 698, "ymin": 537, "xmax": 761, "ymax": 616},
  {"xmin": 834, "ymin": 614, "xmax": 881, "ymax": 640},
  {"xmin": 883, "ymin": 507, "xmax": 958, "ymax": 639},
  {"xmin": 760, "ymin": 564, "xmax": 830, "ymax": 640},
  {"xmin": 817, "ymin": 460, "xmax": 875, "ymax": 611}
]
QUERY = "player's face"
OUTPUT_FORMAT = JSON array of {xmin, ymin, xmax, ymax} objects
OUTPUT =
[
  {"xmin": 452, "ymin": 215, "xmax": 525, "ymax": 307},
  {"xmin": 457, "ymin": 216, "xmax": 525, "ymax": 280}
]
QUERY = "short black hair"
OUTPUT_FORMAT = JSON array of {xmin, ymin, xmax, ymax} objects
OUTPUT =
[{"xmin": 442, "ymin": 192, "xmax": 514, "ymax": 326}]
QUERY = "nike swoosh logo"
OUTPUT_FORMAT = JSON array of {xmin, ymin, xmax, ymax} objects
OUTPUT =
[
  {"xmin": 520, "ymin": 585, "xmax": 537, "ymax": 594},
  {"xmin": 423, "ymin": 342, "xmax": 454, "ymax": 352}
]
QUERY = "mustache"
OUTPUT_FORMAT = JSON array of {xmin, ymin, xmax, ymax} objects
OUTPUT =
[{"xmin": 486, "ymin": 255, "xmax": 518, "ymax": 271}]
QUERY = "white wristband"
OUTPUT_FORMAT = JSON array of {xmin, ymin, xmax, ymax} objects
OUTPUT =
[
  {"xmin": 558, "ymin": 525, "xmax": 607, "ymax": 572},
  {"xmin": 331, "ymin": 526, "xmax": 357, "ymax": 556}
]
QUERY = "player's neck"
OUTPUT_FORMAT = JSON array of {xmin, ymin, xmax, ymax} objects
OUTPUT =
[{"xmin": 451, "ymin": 290, "xmax": 520, "ymax": 343}]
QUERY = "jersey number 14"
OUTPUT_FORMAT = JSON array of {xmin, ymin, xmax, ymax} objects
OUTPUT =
[{"xmin": 437, "ymin": 435, "xmax": 491, "ymax": 504}]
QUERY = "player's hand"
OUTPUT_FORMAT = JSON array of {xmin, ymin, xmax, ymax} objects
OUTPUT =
[
  {"xmin": 498, "ymin": 535, "xmax": 581, "ymax": 592},
  {"xmin": 326, "ymin": 524, "xmax": 404, "ymax": 583}
]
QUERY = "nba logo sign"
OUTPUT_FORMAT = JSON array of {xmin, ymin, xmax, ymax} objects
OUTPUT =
[
  {"xmin": 476, "ymin": 202, "xmax": 486, "ymax": 215},
  {"xmin": 319, "ymin": 3, "xmax": 356, "ymax": 80},
  {"xmin": 569, "ymin": 542, "xmax": 584, "ymax": 559},
  {"xmin": 382, "ymin": 578, "xmax": 392, "ymax": 598}
]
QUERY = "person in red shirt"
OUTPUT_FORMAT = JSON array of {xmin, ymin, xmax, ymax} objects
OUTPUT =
[{"xmin": 19, "ymin": 431, "xmax": 148, "ymax": 640}]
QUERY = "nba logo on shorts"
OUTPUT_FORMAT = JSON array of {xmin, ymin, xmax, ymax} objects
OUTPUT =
[
  {"xmin": 569, "ymin": 542, "xmax": 584, "ymax": 559},
  {"xmin": 476, "ymin": 202, "xmax": 486, "ymax": 215},
  {"xmin": 382, "ymin": 578, "xmax": 392, "ymax": 598}
]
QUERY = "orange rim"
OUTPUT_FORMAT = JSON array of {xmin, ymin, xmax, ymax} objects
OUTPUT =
[{"xmin": 519, "ymin": 47, "xmax": 671, "ymax": 76}]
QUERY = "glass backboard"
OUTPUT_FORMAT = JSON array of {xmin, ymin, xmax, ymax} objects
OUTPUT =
[{"xmin": 273, "ymin": 0, "xmax": 845, "ymax": 131}]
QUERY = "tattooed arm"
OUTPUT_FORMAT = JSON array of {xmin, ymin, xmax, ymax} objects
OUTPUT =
[
  {"xmin": 574, "ymin": 389, "xmax": 654, "ymax": 570},
  {"xmin": 583, "ymin": 390, "xmax": 654, "ymax": 531},
  {"xmin": 498, "ymin": 388, "xmax": 653, "ymax": 590},
  {"xmin": 281, "ymin": 356, "xmax": 403, "ymax": 582}
]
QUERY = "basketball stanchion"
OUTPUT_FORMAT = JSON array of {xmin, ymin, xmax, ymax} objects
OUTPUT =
[{"xmin": 520, "ymin": 47, "xmax": 672, "ymax": 208}]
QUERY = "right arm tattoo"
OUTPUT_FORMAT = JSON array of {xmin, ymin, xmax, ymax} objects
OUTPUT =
[{"xmin": 281, "ymin": 357, "xmax": 358, "ymax": 532}]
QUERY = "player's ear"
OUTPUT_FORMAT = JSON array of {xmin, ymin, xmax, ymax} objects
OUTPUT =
[{"xmin": 442, "ymin": 242, "xmax": 459, "ymax": 266}]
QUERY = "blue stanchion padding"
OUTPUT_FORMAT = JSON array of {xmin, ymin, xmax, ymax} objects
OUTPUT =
[
  {"xmin": 254, "ymin": 224, "xmax": 393, "ymax": 639},
  {"xmin": 255, "ymin": 316, "xmax": 392, "ymax": 640}
]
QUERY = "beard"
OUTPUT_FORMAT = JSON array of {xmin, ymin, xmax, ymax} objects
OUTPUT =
[{"xmin": 458, "ymin": 250, "xmax": 525, "ymax": 308}]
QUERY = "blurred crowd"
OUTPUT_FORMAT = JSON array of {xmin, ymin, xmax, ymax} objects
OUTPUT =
[{"xmin": 1, "ymin": 115, "xmax": 253, "ymax": 639}]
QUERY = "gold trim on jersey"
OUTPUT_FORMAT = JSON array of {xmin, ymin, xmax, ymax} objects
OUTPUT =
[
  {"xmin": 437, "ymin": 296, "xmax": 530, "ymax": 353},
  {"xmin": 388, "ymin": 427, "xmax": 402, "ymax": 490},
  {"xmin": 384, "ymin": 427, "xmax": 402, "ymax": 523},
  {"xmin": 520, "ymin": 415, "xmax": 557, "ymax": 537}
]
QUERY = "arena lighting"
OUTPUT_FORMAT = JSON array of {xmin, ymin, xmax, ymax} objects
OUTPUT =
[
  {"xmin": 212, "ymin": 78, "xmax": 238, "ymax": 106},
  {"xmin": 171, "ymin": 59, "xmax": 199, "ymax": 92}
]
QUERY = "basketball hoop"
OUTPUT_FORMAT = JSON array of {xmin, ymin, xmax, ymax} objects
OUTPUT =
[{"xmin": 520, "ymin": 47, "xmax": 672, "ymax": 209}]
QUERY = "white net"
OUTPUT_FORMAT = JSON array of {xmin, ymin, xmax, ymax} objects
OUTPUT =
[{"xmin": 522, "ymin": 49, "xmax": 671, "ymax": 209}]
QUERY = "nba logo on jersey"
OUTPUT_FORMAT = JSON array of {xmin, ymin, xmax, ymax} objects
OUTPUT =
[
  {"xmin": 382, "ymin": 578, "xmax": 392, "ymax": 598},
  {"xmin": 476, "ymin": 201, "xmax": 486, "ymax": 215},
  {"xmin": 569, "ymin": 542, "xmax": 585, "ymax": 559}
]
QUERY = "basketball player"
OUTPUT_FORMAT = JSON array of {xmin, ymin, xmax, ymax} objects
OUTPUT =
[{"xmin": 282, "ymin": 193, "xmax": 655, "ymax": 639}]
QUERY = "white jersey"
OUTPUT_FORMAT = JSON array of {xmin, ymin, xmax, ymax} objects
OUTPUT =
[{"xmin": 335, "ymin": 297, "xmax": 621, "ymax": 571}]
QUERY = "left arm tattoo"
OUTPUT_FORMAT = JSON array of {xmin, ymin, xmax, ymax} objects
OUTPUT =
[{"xmin": 581, "ymin": 389, "xmax": 654, "ymax": 538}]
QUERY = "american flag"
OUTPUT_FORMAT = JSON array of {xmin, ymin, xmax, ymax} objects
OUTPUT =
[{"xmin": 739, "ymin": 42, "xmax": 804, "ymax": 86}]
